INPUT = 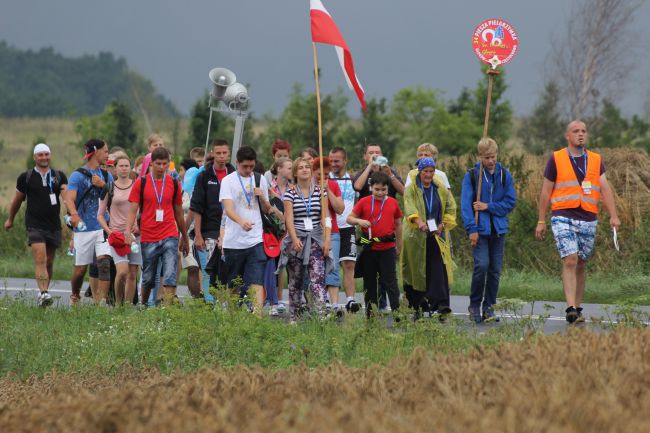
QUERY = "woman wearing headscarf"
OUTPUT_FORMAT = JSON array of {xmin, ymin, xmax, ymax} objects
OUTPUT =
[{"xmin": 401, "ymin": 157, "xmax": 457, "ymax": 320}]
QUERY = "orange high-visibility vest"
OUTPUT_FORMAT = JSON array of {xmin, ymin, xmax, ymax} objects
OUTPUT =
[{"xmin": 550, "ymin": 148, "xmax": 601, "ymax": 214}]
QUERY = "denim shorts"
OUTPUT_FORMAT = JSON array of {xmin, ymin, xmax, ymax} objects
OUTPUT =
[
  {"xmin": 551, "ymin": 216, "xmax": 597, "ymax": 260},
  {"xmin": 223, "ymin": 242, "xmax": 266, "ymax": 287},
  {"xmin": 325, "ymin": 232, "xmax": 341, "ymax": 287},
  {"xmin": 141, "ymin": 237, "xmax": 179, "ymax": 289}
]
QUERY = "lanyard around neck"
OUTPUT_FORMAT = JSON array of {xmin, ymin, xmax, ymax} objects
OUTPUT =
[
  {"xmin": 237, "ymin": 173, "xmax": 254, "ymax": 207},
  {"xmin": 370, "ymin": 196, "xmax": 386, "ymax": 224},
  {"xmin": 296, "ymin": 182, "xmax": 314, "ymax": 216},
  {"xmin": 567, "ymin": 148, "xmax": 587, "ymax": 177},
  {"xmin": 150, "ymin": 173, "xmax": 166, "ymax": 208},
  {"xmin": 422, "ymin": 185, "xmax": 434, "ymax": 216}
]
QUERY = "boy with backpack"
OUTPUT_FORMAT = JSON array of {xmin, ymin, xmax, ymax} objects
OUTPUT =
[
  {"xmin": 125, "ymin": 147, "xmax": 189, "ymax": 305},
  {"xmin": 65, "ymin": 139, "xmax": 113, "ymax": 305},
  {"xmin": 460, "ymin": 138, "xmax": 516, "ymax": 323}
]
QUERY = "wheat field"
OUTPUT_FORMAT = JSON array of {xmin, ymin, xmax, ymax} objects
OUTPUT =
[{"xmin": 1, "ymin": 328, "xmax": 648, "ymax": 433}]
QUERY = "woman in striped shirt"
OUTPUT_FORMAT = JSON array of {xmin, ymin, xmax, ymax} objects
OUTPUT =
[{"xmin": 277, "ymin": 157, "xmax": 330, "ymax": 321}]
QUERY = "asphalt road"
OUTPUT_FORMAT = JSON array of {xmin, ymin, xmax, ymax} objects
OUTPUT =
[{"xmin": 2, "ymin": 277, "xmax": 648, "ymax": 334}]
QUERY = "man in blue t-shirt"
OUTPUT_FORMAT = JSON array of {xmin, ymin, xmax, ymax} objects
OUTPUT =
[{"xmin": 65, "ymin": 139, "xmax": 114, "ymax": 305}]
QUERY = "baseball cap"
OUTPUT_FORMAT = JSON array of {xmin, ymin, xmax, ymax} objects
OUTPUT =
[
  {"xmin": 33, "ymin": 143, "xmax": 51, "ymax": 154},
  {"xmin": 83, "ymin": 139, "xmax": 105, "ymax": 160}
]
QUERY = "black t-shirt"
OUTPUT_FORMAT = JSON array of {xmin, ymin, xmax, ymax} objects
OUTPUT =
[
  {"xmin": 353, "ymin": 166, "xmax": 403, "ymax": 199},
  {"xmin": 189, "ymin": 163, "xmax": 235, "ymax": 238},
  {"xmin": 16, "ymin": 169, "xmax": 68, "ymax": 231}
]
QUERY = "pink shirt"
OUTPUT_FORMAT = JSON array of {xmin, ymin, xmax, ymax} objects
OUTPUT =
[{"xmin": 98, "ymin": 181, "xmax": 137, "ymax": 234}]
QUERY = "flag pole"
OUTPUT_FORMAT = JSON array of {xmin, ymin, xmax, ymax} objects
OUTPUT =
[
  {"xmin": 312, "ymin": 42, "xmax": 329, "ymax": 229},
  {"xmin": 475, "ymin": 67, "xmax": 500, "ymax": 224}
]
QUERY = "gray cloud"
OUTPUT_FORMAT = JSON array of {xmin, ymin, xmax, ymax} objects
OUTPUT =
[{"xmin": 2, "ymin": 0, "xmax": 648, "ymax": 116}]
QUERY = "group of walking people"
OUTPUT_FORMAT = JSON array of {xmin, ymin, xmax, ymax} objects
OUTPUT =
[{"xmin": 4, "ymin": 119, "xmax": 620, "ymax": 324}]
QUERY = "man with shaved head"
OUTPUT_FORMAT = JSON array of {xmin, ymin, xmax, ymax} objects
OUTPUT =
[{"xmin": 535, "ymin": 120, "xmax": 620, "ymax": 324}]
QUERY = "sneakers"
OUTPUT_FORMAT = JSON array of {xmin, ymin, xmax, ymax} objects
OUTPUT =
[
  {"xmin": 438, "ymin": 306, "xmax": 452, "ymax": 322},
  {"xmin": 565, "ymin": 306, "xmax": 579, "ymax": 324},
  {"xmin": 482, "ymin": 307, "xmax": 500, "ymax": 323},
  {"xmin": 575, "ymin": 307, "xmax": 585, "ymax": 323},
  {"xmin": 277, "ymin": 302, "xmax": 287, "ymax": 314},
  {"xmin": 37, "ymin": 292, "xmax": 53, "ymax": 308},
  {"xmin": 270, "ymin": 305, "xmax": 280, "ymax": 317},
  {"xmin": 345, "ymin": 299, "xmax": 361, "ymax": 313},
  {"xmin": 468, "ymin": 306, "xmax": 482, "ymax": 324}
]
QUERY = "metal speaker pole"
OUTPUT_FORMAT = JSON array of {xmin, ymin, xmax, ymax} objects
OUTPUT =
[{"xmin": 231, "ymin": 110, "xmax": 248, "ymax": 166}]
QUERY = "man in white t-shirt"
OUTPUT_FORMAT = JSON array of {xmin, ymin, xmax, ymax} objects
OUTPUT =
[
  {"xmin": 328, "ymin": 147, "xmax": 361, "ymax": 313},
  {"xmin": 219, "ymin": 146, "xmax": 280, "ymax": 313}
]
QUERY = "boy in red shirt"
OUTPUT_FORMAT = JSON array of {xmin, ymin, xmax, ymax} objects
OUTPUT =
[
  {"xmin": 125, "ymin": 147, "xmax": 189, "ymax": 305},
  {"xmin": 347, "ymin": 171, "xmax": 402, "ymax": 317}
]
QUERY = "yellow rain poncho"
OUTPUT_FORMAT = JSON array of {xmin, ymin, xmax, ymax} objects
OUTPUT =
[{"xmin": 401, "ymin": 170, "xmax": 457, "ymax": 291}]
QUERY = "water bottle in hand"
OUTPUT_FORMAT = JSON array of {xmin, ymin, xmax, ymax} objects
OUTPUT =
[{"xmin": 131, "ymin": 241, "xmax": 140, "ymax": 254}]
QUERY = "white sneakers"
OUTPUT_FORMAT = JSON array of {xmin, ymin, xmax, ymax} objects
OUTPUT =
[{"xmin": 37, "ymin": 292, "xmax": 53, "ymax": 308}]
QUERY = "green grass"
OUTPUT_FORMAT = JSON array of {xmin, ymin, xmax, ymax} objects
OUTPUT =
[
  {"xmin": 0, "ymin": 297, "xmax": 527, "ymax": 378},
  {"xmin": 450, "ymin": 269, "xmax": 650, "ymax": 305}
]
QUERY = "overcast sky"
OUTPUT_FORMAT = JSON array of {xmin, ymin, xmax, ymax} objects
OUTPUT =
[{"xmin": 2, "ymin": 0, "xmax": 649, "ymax": 117}]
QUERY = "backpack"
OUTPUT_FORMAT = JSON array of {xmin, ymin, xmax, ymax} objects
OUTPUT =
[
  {"xmin": 24, "ymin": 168, "xmax": 63, "ymax": 196},
  {"xmin": 74, "ymin": 167, "xmax": 109, "ymax": 208},
  {"xmin": 467, "ymin": 166, "xmax": 505, "ymax": 202},
  {"xmin": 254, "ymin": 172, "xmax": 284, "ymax": 240},
  {"xmin": 139, "ymin": 174, "xmax": 179, "ymax": 209}
]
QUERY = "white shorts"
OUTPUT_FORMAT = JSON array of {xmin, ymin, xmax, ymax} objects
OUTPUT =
[
  {"xmin": 110, "ymin": 238, "xmax": 143, "ymax": 266},
  {"xmin": 74, "ymin": 230, "xmax": 111, "ymax": 266},
  {"xmin": 181, "ymin": 237, "xmax": 199, "ymax": 269}
]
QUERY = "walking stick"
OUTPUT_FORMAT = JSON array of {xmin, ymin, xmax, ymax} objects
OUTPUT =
[{"xmin": 475, "ymin": 67, "xmax": 500, "ymax": 224}]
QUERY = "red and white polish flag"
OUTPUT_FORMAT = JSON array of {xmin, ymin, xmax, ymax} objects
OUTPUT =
[{"xmin": 310, "ymin": 0, "xmax": 367, "ymax": 111}]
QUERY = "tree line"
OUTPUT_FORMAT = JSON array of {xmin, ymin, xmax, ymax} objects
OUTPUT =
[{"xmin": 0, "ymin": 41, "xmax": 177, "ymax": 118}]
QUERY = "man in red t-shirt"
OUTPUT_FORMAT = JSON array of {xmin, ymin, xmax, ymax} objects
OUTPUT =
[
  {"xmin": 347, "ymin": 171, "xmax": 403, "ymax": 317},
  {"xmin": 125, "ymin": 147, "xmax": 189, "ymax": 305}
]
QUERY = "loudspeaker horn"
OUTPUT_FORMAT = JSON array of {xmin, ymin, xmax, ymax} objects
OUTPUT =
[
  {"xmin": 223, "ymin": 82, "xmax": 249, "ymax": 111},
  {"xmin": 208, "ymin": 67, "xmax": 236, "ymax": 99}
]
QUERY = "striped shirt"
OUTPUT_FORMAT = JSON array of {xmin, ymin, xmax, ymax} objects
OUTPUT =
[{"xmin": 283, "ymin": 185, "xmax": 326, "ymax": 231}]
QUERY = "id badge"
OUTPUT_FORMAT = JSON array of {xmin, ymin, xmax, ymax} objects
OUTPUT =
[
  {"xmin": 581, "ymin": 181, "xmax": 592, "ymax": 195},
  {"xmin": 303, "ymin": 218, "xmax": 314, "ymax": 231},
  {"xmin": 156, "ymin": 209, "xmax": 164, "ymax": 222},
  {"xmin": 49, "ymin": 193, "xmax": 57, "ymax": 206},
  {"xmin": 427, "ymin": 218, "xmax": 437, "ymax": 232}
]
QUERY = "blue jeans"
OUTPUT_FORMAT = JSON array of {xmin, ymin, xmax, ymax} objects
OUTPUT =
[
  {"xmin": 469, "ymin": 233, "xmax": 506, "ymax": 310},
  {"xmin": 148, "ymin": 260, "xmax": 163, "ymax": 306},
  {"xmin": 141, "ymin": 237, "xmax": 179, "ymax": 292},
  {"xmin": 325, "ymin": 232, "xmax": 341, "ymax": 288}
]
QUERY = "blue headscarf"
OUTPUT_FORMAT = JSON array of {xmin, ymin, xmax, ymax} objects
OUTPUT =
[
  {"xmin": 417, "ymin": 157, "xmax": 436, "ymax": 172},
  {"xmin": 183, "ymin": 167, "xmax": 200, "ymax": 193}
]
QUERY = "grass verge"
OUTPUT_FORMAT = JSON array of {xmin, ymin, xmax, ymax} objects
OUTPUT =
[{"xmin": 0, "ymin": 296, "xmax": 534, "ymax": 378}]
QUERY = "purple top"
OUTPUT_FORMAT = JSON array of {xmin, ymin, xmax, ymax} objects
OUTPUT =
[{"xmin": 544, "ymin": 151, "xmax": 605, "ymax": 222}]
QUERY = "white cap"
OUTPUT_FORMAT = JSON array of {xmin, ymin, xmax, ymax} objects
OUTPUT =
[{"xmin": 33, "ymin": 143, "xmax": 51, "ymax": 155}]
